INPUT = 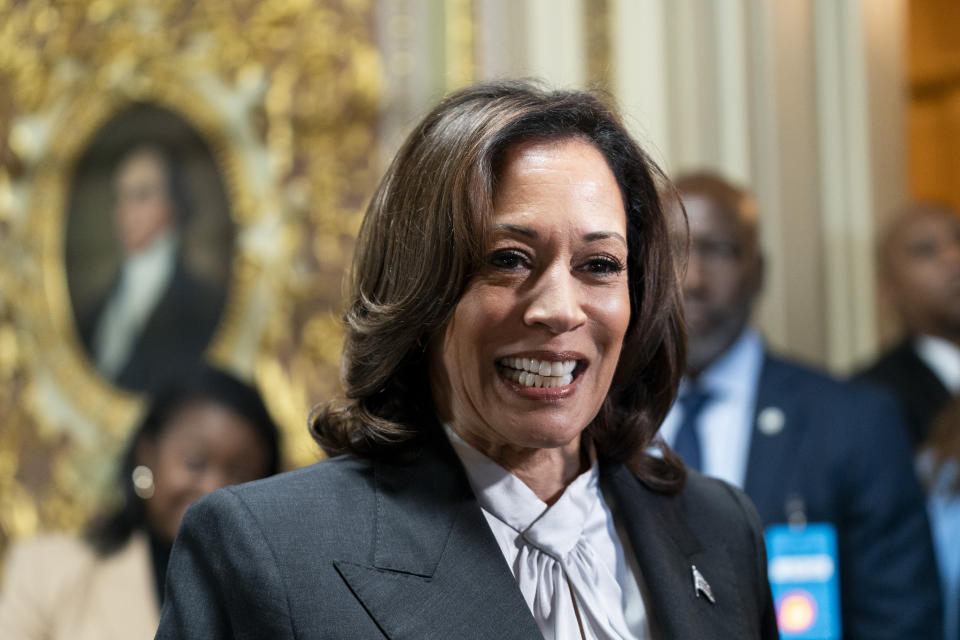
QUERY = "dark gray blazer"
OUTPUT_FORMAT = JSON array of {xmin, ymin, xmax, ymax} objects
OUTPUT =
[{"xmin": 156, "ymin": 431, "xmax": 778, "ymax": 639}]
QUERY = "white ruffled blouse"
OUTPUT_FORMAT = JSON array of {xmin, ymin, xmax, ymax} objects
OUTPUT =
[{"xmin": 445, "ymin": 427, "xmax": 649, "ymax": 640}]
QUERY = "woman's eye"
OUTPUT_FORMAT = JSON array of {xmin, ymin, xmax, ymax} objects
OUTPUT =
[
  {"xmin": 488, "ymin": 249, "xmax": 529, "ymax": 271},
  {"xmin": 582, "ymin": 256, "xmax": 625, "ymax": 275}
]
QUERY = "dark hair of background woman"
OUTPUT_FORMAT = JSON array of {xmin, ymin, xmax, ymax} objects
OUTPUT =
[
  {"xmin": 311, "ymin": 80, "xmax": 688, "ymax": 493},
  {"xmin": 86, "ymin": 367, "xmax": 281, "ymax": 555}
]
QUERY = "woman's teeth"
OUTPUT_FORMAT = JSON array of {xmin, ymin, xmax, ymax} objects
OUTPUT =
[{"xmin": 499, "ymin": 358, "xmax": 576, "ymax": 388}]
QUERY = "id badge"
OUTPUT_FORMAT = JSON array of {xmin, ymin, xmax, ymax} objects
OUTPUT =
[{"xmin": 764, "ymin": 523, "xmax": 841, "ymax": 640}]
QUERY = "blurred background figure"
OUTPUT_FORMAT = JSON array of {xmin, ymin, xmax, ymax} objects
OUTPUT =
[
  {"xmin": 920, "ymin": 400, "xmax": 960, "ymax": 640},
  {"xmin": 0, "ymin": 367, "xmax": 280, "ymax": 640},
  {"xmin": 659, "ymin": 172, "xmax": 942, "ymax": 639},
  {"xmin": 78, "ymin": 144, "xmax": 224, "ymax": 394},
  {"xmin": 855, "ymin": 202, "xmax": 960, "ymax": 447}
]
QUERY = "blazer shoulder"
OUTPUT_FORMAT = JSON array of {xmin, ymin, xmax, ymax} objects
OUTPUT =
[
  {"xmin": 851, "ymin": 339, "xmax": 916, "ymax": 381},
  {"xmin": 225, "ymin": 454, "xmax": 374, "ymax": 509},
  {"xmin": 624, "ymin": 467, "xmax": 767, "ymax": 558},
  {"xmin": 762, "ymin": 353, "xmax": 844, "ymax": 392},
  {"xmin": 185, "ymin": 454, "xmax": 380, "ymax": 564},
  {"xmin": 680, "ymin": 470, "xmax": 765, "ymax": 536},
  {"xmin": 763, "ymin": 352, "xmax": 902, "ymax": 410},
  {"xmin": 680, "ymin": 472, "xmax": 771, "ymax": 602}
]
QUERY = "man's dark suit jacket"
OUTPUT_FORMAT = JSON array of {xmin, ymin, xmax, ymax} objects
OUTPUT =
[
  {"xmin": 854, "ymin": 338, "xmax": 951, "ymax": 446},
  {"xmin": 156, "ymin": 430, "xmax": 778, "ymax": 639},
  {"xmin": 79, "ymin": 260, "xmax": 224, "ymax": 394},
  {"xmin": 745, "ymin": 354, "xmax": 942, "ymax": 639}
]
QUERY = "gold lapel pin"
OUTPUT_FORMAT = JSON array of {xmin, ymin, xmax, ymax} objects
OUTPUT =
[{"xmin": 691, "ymin": 565, "xmax": 716, "ymax": 604}]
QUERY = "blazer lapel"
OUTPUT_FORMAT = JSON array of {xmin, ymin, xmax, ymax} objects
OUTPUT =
[
  {"xmin": 602, "ymin": 463, "xmax": 750, "ymax": 640},
  {"xmin": 743, "ymin": 355, "xmax": 806, "ymax": 523},
  {"xmin": 334, "ymin": 434, "xmax": 541, "ymax": 640}
]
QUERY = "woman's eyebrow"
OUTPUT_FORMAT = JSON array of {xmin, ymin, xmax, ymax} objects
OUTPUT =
[
  {"xmin": 584, "ymin": 230, "xmax": 627, "ymax": 246},
  {"xmin": 495, "ymin": 223, "xmax": 538, "ymax": 238},
  {"xmin": 494, "ymin": 225, "xmax": 627, "ymax": 246}
]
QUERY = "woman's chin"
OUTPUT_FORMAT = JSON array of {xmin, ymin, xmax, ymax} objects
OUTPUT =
[{"xmin": 494, "ymin": 416, "xmax": 589, "ymax": 452}]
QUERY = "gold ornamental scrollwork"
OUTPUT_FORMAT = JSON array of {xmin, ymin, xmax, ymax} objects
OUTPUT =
[{"xmin": 0, "ymin": 0, "xmax": 381, "ymax": 552}]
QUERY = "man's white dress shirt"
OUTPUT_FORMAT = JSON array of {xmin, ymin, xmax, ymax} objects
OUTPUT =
[
  {"xmin": 915, "ymin": 334, "xmax": 960, "ymax": 394},
  {"xmin": 659, "ymin": 329, "xmax": 765, "ymax": 488}
]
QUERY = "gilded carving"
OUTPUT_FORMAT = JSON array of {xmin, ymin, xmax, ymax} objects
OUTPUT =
[
  {"xmin": 0, "ymin": 0, "xmax": 380, "ymax": 555},
  {"xmin": 584, "ymin": 0, "xmax": 612, "ymax": 90}
]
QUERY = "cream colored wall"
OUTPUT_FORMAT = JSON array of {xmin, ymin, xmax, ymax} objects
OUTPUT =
[
  {"xmin": 374, "ymin": 0, "xmax": 907, "ymax": 373},
  {"xmin": 611, "ymin": 0, "xmax": 907, "ymax": 372}
]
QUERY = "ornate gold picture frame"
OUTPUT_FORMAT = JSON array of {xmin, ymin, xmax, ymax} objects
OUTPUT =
[
  {"xmin": 0, "ymin": 0, "xmax": 381, "ymax": 548},
  {"xmin": 65, "ymin": 102, "xmax": 234, "ymax": 396}
]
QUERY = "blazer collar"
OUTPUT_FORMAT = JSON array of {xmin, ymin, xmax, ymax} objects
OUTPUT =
[
  {"xmin": 333, "ymin": 430, "xmax": 542, "ymax": 639},
  {"xmin": 601, "ymin": 463, "xmax": 751, "ymax": 639},
  {"xmin": 335, "ymin": 430, "xmax": 751, "ymax": 640}
]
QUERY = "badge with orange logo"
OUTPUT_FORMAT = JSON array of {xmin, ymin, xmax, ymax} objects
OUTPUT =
[{"xmin": 765, "ymin": 523, "xmax": 841, "ymax": 639}]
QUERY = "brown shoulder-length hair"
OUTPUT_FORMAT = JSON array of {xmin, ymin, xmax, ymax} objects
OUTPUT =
[{"xmin": 311, "ymin": 80, "xmax": 687, "ymax": 493}]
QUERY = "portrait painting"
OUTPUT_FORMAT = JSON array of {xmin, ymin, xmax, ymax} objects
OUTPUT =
[{"xmin": 65, "ymin": 103, "xmax": 233, "ymax": 394}]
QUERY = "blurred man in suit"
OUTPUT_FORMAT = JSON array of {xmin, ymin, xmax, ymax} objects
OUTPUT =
[
  {"xmin": 855, "ymin": 202, "xmax": 960, "ymax": 447},
  {"xmin": 659, "ymin": 172, "xmax": 942, "ymax": 639},
  {"xmin": 80, "ymin": 144, "xmax": 223, "ymax": 393}
]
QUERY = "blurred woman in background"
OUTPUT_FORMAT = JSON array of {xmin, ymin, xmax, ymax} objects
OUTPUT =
[{"xmin": 0, "ymin": 367, "xmax": 280, "ymax": 640}]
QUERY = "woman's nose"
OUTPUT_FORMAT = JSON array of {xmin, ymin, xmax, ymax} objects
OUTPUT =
[{"xmin": 522, "ymin": 266, "xmax": 587, "ymax": 334}]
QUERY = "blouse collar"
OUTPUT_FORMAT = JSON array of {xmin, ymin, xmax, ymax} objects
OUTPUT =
[{"xmin": 443, "ymin": 425, "xmax": 601, "ymax": 560}]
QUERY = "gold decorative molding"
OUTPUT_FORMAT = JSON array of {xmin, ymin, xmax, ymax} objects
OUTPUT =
[
  {"xmin": 584, "ymin": 0, "xmax": 612, "ymax": 90},
  {"xmin": 0, "ymin": 0, "xmax": 380, "ymax": 552},
  {"xmin": 444, "ymin": 0, "xmax": 477, "ymax": 91}
]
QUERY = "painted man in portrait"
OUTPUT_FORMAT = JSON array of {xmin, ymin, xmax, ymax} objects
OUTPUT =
[{"xmin": 79, "ymin": 144, "xmax": 224, "ymax": 393}]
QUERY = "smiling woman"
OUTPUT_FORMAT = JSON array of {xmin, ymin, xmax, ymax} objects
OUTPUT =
[{"xmin": 156, "ymin": 81, "xmax": 780, "ymax": 640}]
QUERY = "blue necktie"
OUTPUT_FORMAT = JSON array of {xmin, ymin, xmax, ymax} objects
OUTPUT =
[{"xmin": 674, "ymin": 387, "xmax": 712, "ymax": 471}]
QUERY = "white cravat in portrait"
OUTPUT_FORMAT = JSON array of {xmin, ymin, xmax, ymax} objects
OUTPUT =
[
  {"xmin": 445, "ymin": 426, "xmax": 649, "ymax": 640},
  {"xmin": 92, "ymin": 229, "xmax": 179, "ymax": 378}
]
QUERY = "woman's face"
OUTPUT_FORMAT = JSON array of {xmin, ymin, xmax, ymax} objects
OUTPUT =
[
  {"xmin": 140, "ymin": 400, "xmax": 270, "ymax": 543},
  {"xmin": 431, "ymin": 137, "xmax": 631, "ymax": 453}
]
